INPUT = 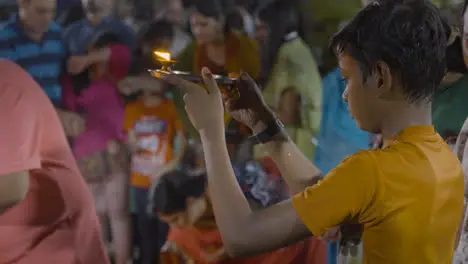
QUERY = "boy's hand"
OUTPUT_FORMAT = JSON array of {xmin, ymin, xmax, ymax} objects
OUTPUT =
[{"xmin": 162, "ymin": 67, "xmax": 225, "ymax": 136}]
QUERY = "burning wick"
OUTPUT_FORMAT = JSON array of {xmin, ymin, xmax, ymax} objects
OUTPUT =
[
  {"xmin": 148, "ymin": 50, "xmax": 240, "ymax": 99},
  {"xmin": 154, "ymin": 51, "xmax": 171, "ymax": 61}
]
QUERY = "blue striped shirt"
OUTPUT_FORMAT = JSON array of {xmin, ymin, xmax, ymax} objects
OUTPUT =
[
  {"xmin": 0, "ymin": 15, "xmax": 66, "ymax": 104},
  {"xmin": 63, "ymin": 17, "xmax": 136, "ymax": 56}
]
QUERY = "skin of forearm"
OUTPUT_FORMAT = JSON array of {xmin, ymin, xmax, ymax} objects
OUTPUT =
[
  {"xmin": 254, "ymin": 126, "xmax": 322, "ymax": 194},
  {"xmin": 201, "ymin": 127, "xmax": 312, "ymax": 257},
  {"xmin": 200, "ymin": 127, "xmax": 253, "ymax": 249}
]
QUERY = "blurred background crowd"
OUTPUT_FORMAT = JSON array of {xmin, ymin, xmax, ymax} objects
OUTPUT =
[{"xmin": 0, "ymin": 0, "xmax": 466, "ymax": 263}]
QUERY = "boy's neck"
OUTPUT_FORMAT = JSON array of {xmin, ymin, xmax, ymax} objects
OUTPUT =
[{"xmin": 379, "ymin": 102, "xmax": 432, "ymax": 141}]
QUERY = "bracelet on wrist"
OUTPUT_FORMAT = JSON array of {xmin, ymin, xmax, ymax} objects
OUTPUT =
[{"xmin": 248, "ymin": 119, "xmax": 284, "ymax": 145}]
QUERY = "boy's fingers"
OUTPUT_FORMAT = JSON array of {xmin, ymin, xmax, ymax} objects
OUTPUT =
[
  {"xmin": 240, "ymin": 72, "xmax": 257, "ymax": 91},
  {"xmin": 201, "ymin": 67, "xmax": 220, "ymax": 95},
  {"xmin": 161, "ymin": 73, "xmax": 196, "ymax": 95}
]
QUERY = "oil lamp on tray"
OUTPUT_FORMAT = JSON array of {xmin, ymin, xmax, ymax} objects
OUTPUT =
[{"xmin": 148, "ymin": 51, "xmax": 239, "ymax": 86}]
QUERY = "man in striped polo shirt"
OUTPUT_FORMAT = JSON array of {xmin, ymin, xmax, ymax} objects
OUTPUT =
[{"xmin": 0, "ymin": 0, "xmax": 85, "ymax": 137}]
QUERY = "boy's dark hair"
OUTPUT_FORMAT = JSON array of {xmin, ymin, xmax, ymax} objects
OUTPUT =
[
  {"xmin": 330, "ymin": 0, "xmax": 447, "ymax": 102},
  {"xmin": 150, "ymin": 170, "xmax": 207, "ymax": 215}
]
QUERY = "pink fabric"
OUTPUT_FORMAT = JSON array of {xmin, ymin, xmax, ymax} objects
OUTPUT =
[
  {"xmin": 107, "ymin": 44, "xmax": 131, "ymax": 80},
  {"xmin": 62, "ymin": 44, "xmax": 131, "ymax": 159},
  {"xmin": 72, "ymin": 80, "xmax": 125, "ymax": 159},
  {"xmin": 0, "ymin": 59, "xmax": 109, "ymax": 263}
]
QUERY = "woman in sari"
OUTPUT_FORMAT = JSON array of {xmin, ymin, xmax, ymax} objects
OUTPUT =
[
  {"xmin": 172, "ymin": 0, "xmax": 260, "ymax": 139},
  {"xmin": 253, "ymin": 0, "xmax": 321, "ymax": 159}
]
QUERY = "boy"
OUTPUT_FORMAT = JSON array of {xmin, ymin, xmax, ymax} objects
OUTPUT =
[
  {"xmin": 124, "ymin": 79, "xmax": 185, "ymax": 264},
  {"xmin": 162, "ymin": 0, "xmax": 464, "ymax": 263},
  {"xmin": 153, "ymin": 170, "xmax": 225, "ymax": 264}
]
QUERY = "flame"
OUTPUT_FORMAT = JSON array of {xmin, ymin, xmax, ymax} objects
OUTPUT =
[{"xmin": 154, "ymin": 51, "xmax": 171, "ymax": 61}]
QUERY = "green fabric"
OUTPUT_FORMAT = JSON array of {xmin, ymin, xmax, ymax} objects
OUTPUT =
[
  {"xmin": 261, "ymin": 38, "xmax": 322, "ymax": 157},
  {"xmin": 432, "ymin": 74, "xmax": 468, "ymax": 139}
]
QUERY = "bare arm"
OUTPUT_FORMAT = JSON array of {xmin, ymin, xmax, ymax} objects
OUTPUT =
[
  {"xmin": 0, "ymin": 171, "xmax": 29, "ymax": 214},
  {"xmin": 200, "ymin": 128, "xmax": 311, "ymax": 257},
  {"xmin": 252, "ymin": 118, "xmax": 322, "ymax": 194}
]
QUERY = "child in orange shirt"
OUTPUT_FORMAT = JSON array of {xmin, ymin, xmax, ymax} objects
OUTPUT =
[
  {"xmin": 124, "ymin": 79, "xmax": 185, "ymax": 264},
  {"xmin": 153, "ymin": 170, "xmax": 326, "ymax": 264}
]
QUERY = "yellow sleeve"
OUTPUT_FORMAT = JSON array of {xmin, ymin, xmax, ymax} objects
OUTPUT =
[{"xmin": 292, "ymin": 151, "xmax": 379, "ymax": 237}]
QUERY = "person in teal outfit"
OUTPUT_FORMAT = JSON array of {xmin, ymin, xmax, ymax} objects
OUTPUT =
[{"xmin": 432, "ymin": 19, "xmax": 468, "ymax": 145}]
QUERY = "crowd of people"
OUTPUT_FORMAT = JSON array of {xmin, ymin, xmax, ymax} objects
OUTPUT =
[{"xmin": 0, "ymin": 0, "xmax": 468, "ymax": 263}]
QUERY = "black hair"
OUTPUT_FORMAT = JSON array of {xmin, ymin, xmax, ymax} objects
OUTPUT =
[
  {"xmin": 56, "ymin": 2, "xmax": 85, "ymax": 26},
  {"xmin": 150, "ymin": 170, "xmax": 207, "ymax": 215},
  {"xmin": 130, "ymin": 20, "xmax": 174, "ymax": 75},
  {"xmin": 191, "ymin": 0, "xmax": 224, "ymax": 19},
  {"xmin": 190, "ymin": 0, "xmax": 237, "ymax": 33},
  {"xmin": 71, "ymin": 32, "xmax": 122, "ymax": 96},
  {"xmin": 330, "ymin": 0, "xmax": 447, "ymax": 103},
  {"xmin": 137, "ymin": 19, "xmax": 174, "ymax": 47}
]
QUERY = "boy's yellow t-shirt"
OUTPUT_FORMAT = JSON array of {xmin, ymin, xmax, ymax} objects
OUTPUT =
[{"xmin": 292, "ymin": 126, "xmax": 464, "ymax": 264}]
